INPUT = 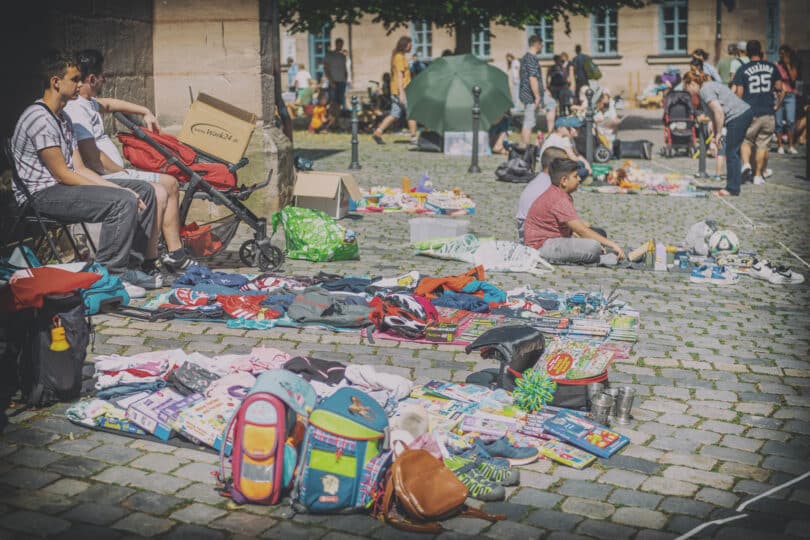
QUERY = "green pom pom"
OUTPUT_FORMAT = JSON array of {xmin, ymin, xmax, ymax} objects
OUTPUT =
[{"xmin": 513, "ymin": 368, "xmax": 557, "ymax": 413}]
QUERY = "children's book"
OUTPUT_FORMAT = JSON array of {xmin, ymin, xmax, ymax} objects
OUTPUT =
[
  {"xmin": 542, "ymin": 409, "xmax": 629, "ymax": 459},
  {"xmin": 421, "ymin": 380, "xmax": 491, "ymax": 403},
  {"xmin": 460, "ymin": 412, "xmax": 522, "ymax": 438},
  {"xmin": 538, "ymin": 340, "xmax": 616, "ymax": 381},
  {"xmin": 540, "ymin": 439, "xmax": 597, "ymax": 469}
]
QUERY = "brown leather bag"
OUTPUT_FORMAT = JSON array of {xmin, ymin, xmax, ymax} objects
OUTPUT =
[{"xmin": 377, "ymin": 448, "xmax": 505, "ymax": 533}]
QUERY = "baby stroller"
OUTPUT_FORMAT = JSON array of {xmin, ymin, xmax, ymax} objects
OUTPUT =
[
  {"xmin": 113, "ymin": 113, "xmax": 283, "ymax": 271},
  {"xmin": 661, "ymin": 91, "xmax": 697, "ymax": 157},
  {"xmin": 572, "ymin": 122, "xmax": 613, "ymax": 163}
]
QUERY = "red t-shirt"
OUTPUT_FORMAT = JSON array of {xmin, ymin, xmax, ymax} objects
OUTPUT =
[{"xmin": 523, "ymin": 185, "xmax": 579, "ymax": 249}]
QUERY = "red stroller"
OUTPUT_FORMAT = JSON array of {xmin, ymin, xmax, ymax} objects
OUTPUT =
[
  {"xmin": 661, "ymin": 91, "xmax": 697, "ymax": 157},
  {"xmin": 114, "ymin": 113, "xmax": 283, "ymax": 271}
]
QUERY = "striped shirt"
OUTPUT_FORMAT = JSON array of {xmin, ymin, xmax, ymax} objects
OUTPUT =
[
  {"xmin": 519, "ymin": 52, "xmax": 543, "ymax": 105},
  {"xmin": 12, "ymin": 101, "xmax": 77, "ymax": 204}
]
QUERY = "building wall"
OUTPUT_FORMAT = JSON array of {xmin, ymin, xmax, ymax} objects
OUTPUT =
[{"xmin": 284, "ymin": 0, "xmax": 810, "ymax": 108}]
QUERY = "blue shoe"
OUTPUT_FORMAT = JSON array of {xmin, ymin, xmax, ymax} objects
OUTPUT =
[
  {"xmin": 457, "ymin": 446, "xmax": 520, "ymax": 486},
  {"xmin": 473, "ymin": 436, "xmax": 539, "ymax": 466}
]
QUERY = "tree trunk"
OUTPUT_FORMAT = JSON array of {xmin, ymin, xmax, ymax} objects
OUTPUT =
[{"xmin": 454, "ymin": 20, "xmax": 472, "ymax": 55}]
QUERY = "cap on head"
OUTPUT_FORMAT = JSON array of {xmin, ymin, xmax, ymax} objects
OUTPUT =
[{"xmin": 737, "ymin": 41, "xmax": 747, "ymax": 52}]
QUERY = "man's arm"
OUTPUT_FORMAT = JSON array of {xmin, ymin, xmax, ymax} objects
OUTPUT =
[
  {"xmin": 731, "ymin": 84, "xmax": 743, "ymax": 98},
  {"xmin": 774, "ymin": 80, "xmax": 785, "ymax": 110},
  {"xmin": 567, "ymin": 218, "xmax": 625, "ymax": 259},
  {"xmin": 95, "ymin": 97, "xmax": 159, "ymax": 132},
  {"xmin": 71, "ymin": 148, "xmax": 146, "ymax": 210},
  {"xmin": 707, "ymin": 100, "xmax": 725, "ymax": 135},
  {"xmin": 76, "ymin": 139, "xmax": 125, "ymax": 176},
  {"xmin": 530, "ymin": 76, "xmax": 541, "ymax": 106}
]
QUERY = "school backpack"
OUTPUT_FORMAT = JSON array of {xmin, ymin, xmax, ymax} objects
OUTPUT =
[
  {"xmin": 117, "ymin": 131, "xmax": 237, "ymax": 191},
  {"xmin": 584, "ymin": 56, "xmax": 602, "ymax": 81},
  {"xmin": 217, "ymin": 369, "xmax": 317, "ymax": 505},
  {"xmin": 292, "ymin": 387, "xmax": 389, "ymax": 513},
  {"xmin": 20, "ymin": 291, "xmax": 91, "ymax": 407},
  {"xmin": 79, "ymin": 263, "xmax": 130, "ymax": 315}
]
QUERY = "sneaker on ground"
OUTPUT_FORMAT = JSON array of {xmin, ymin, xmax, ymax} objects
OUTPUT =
[
  {"xmin": 456, "ymin": 447, "xmax": 520, "ymax": 486},
  {"xmin": 690, "ymin": 264, "xmax": 738, "ymax": 285},
  {"xmin": 123, "ymin": 268, "xmax": 163, "ymax": 290},
  {"xmin": 443, "ymin": 456, "xmax": 506, "ymax": 501},
  {"xmin": 122, "ymin": 281, "xmax": 146, "ymax": 299},
  {"xmin": 741, "ymin": 167, "xmax": 753, "ymax": 184},
  {"xmin": 777, "ymin": 147, "xmax": 785, "ymax": 154},
  {"xmin": 474, "ymin": 435, "xmax": 540, "ymax": 466},
  {"xmin": 788, "ymin": 146, "xmax": 799, "ymax": 154},
  {"xmin": 753, "ymin": 175, "xmax": 765, "ymax": 185},
  {"xmin": 763, "ymin": 168, "xmax": 773, "ymax": 179},
  {"xmin": 750, "ymin": 258, "xmax": 805, "ymax": 284},
  {"xmin": 161, "ymin": 250, "xmax": 198, "ymax": 273}
]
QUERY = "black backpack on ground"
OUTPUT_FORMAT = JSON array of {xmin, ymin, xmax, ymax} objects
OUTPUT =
[
  {"xmin": 417, "ymin": 131, "xmax": 443, "ymax": 152},
  {"xmin": 613, "ymin": 139, "xmax": 654, "ymax": 160},
  {"xmin": 20, "ymin": 292, "xmax": 91, "ymax": 407},
  {"xmin": 495, "ymin": 143, "xmax": 538, "ymax": 183}
]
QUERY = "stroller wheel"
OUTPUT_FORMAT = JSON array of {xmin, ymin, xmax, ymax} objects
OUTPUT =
[
  {"xmin": 257, "ymin": 244, "xmax": 284, "ymax": 272},
  {"xmin": 239, "ymin": 240, "xmax": 257, "ymax": 267},
  {"xmin": 595, "ymin": 146, "xmax": 612, "ymax": 163}
]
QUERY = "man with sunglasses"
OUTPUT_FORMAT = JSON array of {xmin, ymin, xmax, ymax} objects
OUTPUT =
[
  {"xmin": 65, "ymin": 49, "xmax": 196, "ymax": 276},
  {"xmin": 11, "ymin": 51, "xmax": 156, "ymax": 297}
]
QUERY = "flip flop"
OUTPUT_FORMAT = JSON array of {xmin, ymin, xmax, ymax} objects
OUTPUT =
[
  {"xmin": 372, "ymin": 134, "xmax": 385, "ymax": 145},
  {"xmin": 713, "ymin": 189, "xmax": 736, "ymax": 197}
]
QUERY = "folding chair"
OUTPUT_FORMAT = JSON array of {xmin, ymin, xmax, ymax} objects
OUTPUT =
[{"xmin": 2, "ymin": 138, "xmax": 96, "ymax": 266}]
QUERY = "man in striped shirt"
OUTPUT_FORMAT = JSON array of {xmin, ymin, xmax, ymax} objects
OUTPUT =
[
  {"xmin": 11, "ymin": 51, "xmax": 156, "ymax": 296},
  {"xmin": 519, "ymin": 35, "xmax": 544, "ymax": 146}
]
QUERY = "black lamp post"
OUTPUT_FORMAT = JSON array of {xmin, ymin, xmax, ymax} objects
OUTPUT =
[
  {"xmin": 349, "ymin": 95, "xmax": 361, "ymax": 170},
  {"xmin": 468, "ymin": 85, "xmax": 482, "ymax": 174}
]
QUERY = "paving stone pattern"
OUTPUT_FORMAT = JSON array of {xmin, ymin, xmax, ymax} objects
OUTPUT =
[{"xmin": 2, "ymin": 113, "xmax": 809, "ymax": 538}]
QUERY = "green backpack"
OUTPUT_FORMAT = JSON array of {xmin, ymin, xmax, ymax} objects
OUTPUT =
[
  {"xmin": 271, "ymin": 206, "xmax": 359, "ymax": 262},
  {"xmin": 584, "ymin": 56, "xmax": 602, "ymax": 81}
]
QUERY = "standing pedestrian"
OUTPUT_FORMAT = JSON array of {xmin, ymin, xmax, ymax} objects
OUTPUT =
[
  {"xmin": 324, "ymin": 38, "xmax": 348, "ymax": 114},
  {"xmin": 732, "ymin": 40, "xmax": 783, "ymax": 184},
  {"xmin": 286, "ymin": 57, "xmax": 298, "ymax": 93},
  {"xmin": 519, "ymin": 35, "xmax": 544, "ymax": 146},
  {"xmin": 571, "ymin": 45, "xmax": 590, "ymax": 102},
  {"xmin": 507, "ymin": 53, "xmax": 521, "ymax": 111},
  {"xmin": 775, "ymin": 44, "xmax": 799, "ymax": 154},
  {"xmin": 716, "ymin": 43, "xmax": 738, "ymax": 85},
  {"xmin": 372, "ymin": 36, "xmax": 418, "ymax": 145},
  {"xmin": 683, "ymin": 71, "xmax": 754, "ymax": 197}
]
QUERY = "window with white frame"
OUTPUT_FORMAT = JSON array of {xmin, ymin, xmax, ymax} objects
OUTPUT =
[
  {"xmin": 591, "ymin": 8, "xmax": 618, "ymax": 56},
  {"xmin": 526, "ymin": 20, "xmax": 554, "ymax": 57},
  {"xmin": 410, "ymin": 20, "xmax": 432, "ymax": 59},
  {"xmin": 660, "ymin": 0, "xmax": 688, "ymax": 54},
  {"xmin": 472, "ymin": 20, "xmax": 491, "ymax": 59}
]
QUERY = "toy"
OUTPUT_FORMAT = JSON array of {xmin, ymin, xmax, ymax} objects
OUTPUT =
[{"xmin": 512, "ymin": 368, "xmax": 557, "ymax": 413}]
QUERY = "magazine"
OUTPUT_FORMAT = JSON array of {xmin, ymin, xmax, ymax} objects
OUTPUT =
[
  {"xmin": 540, "ymin": 439, "xmax": 597, "ymax": 469},
  {"xmin": 537, "ymin": 340, "xmax": 616, "ymax": 381},
  {"xmin": 421, "ymin": 380, "xmax": 492, "ymax": 403},
  {"xmin": 542, "ymin": 409, "xmax": 629, "ymax": 459},
  {"xmin": 460, "ymin": 412, "xmax": 522, "ymax": 438}
]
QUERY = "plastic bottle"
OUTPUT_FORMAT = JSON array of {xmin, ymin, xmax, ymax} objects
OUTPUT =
[
  {"xmin": 654, "ymin": 241, "xmax": 667, "ymax": 271},
  {"xmin": 402, "ymin": 176, "xmax": 410, "ymax": 193}
]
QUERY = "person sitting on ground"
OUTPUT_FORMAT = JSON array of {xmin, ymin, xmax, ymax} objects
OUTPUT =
[
  {"xmin": 515, "ymin": 147, "xmax": 566, "ymax": 243},
  {"xmin": 12, "ymin": 50, "xmax": 157, "ymax": 297},
  {"xmin": 489, "ymin": 113, "xmax": 511, "ymax": 155},
  {"xmin": 66, "ymin": 49, "xmax": 196, "ymax": 277},
  {"xmin": 523, "ymin": 158, "xmax": 625, "ymax": 265},
  {"xmin": 539, "ymin": 116, "xmax": 591, "ymax": 175},
  {"xmin": 308, "ymin": 92, "xmax": 334, "ymax": 133}
]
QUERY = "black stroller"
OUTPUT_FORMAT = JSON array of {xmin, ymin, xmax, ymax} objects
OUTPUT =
[
  {"xmin": 661, "ymin": 91, "xmax": 697, "ymax": 157},
  {"xmin": 113, "ymin": 113, "xmax": 283, "ymax": 271}
]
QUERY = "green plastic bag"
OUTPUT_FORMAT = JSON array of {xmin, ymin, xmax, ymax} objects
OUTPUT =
[{"xmin": 271, "ymin": 207, "xmax": 359, "ymax": 262}]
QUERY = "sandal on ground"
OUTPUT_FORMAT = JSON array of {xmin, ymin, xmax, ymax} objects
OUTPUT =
[{"xmin": 713, "ymin": 189, "xmax": 736, "ymax": 197}]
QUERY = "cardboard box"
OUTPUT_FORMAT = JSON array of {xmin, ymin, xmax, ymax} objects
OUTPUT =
[
  {"xmin": 293, "ymin": 171, "xmax": 362, "ymax": 219},
  {"xmin": 178, "ymin": 92, "xmax": 257, "ymax": 164},
  {"xmin": 443, "ymin": 131, "xmax": 491, "ymax": 156}
]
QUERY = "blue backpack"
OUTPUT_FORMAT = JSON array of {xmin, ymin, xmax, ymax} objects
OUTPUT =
[
  {"xmin": 79, "ymin": 263, "xmax": 129, "ymax": 315},
  {"xmin": 293, "ymin": 387, "xmax": 389, "ymax": 513}
]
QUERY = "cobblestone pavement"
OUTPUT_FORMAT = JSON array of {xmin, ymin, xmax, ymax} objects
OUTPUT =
[{"xmin": 2, "ymin": 110, "xmax": 809, "ymax": 539}]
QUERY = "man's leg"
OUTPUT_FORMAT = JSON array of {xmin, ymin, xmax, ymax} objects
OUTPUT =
[
  {"xmin": 753, "ymin": 116, "xmax": 775, "ymax": 181},
  {"xmin": 537, "ymin": 237, "xmax": 602, "ymax": 265},
  {"xmin": 724, "ymin": 112, "xmax": 753, "ymax": 196},
  {"xmin": 32, "ymin": 184, "xmax": 138, "ymax": 275},
  {"xmin": 157, "ymin": 174, "xmax": 183, "ymax": 252},
  {"xmin": 109, "ymin": 178, "xmax": 157, "ymax": 264},
  {"xmin": 521, "ymin": 103, "xmax": 537, "ymax": 146}
]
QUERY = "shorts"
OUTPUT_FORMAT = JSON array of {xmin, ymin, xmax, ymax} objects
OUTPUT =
[
  {"xmin": 103, "ymin": 169, "xmax": 161, "ymax": 183},
  {"xmin": 543, "ymin": 94, "xmax": 557, "ymax": 112},
  {"xmin": 389, "ymin": 95, "xmax": 407, "ymax": 120},
  {"xmin": 743, "ymin": 115, "xmax": 775, "ymax": 150},
  {"xmin": 522, "ymin": 103, "xmax": 537, "ymax": 130}
]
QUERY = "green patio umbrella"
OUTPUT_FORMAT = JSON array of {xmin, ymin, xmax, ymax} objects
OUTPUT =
[{"xmin": 405, "ymin": 54, "xmax": 513, "ymax": 133}]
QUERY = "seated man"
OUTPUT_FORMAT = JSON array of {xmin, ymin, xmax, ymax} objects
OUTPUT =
[
  {"xmin": 523, "ymin": 158, "xmax": 625, "ymax": 265},
  {"xmin": 515, "ymin": 147, "xmax": 566, "ymax": 243},
  {"xmin": 66, "ymin": 49, "xmax": 195, "ymax": 275},
  {"xmin": 11, "ymin": 51, "xmax": 157, "ymax": 297},
  {"xmin": 539, "ymin": 117, "xmax": 591, "ymax": 175}
]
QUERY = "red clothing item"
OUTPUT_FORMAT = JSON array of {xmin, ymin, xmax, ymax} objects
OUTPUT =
[
  {"xmin": 523, "ymin": 185, "xmax": 580, "ymax": 249},
  {"xmin": 0, "ymin": 267, "xmax": 101, "ymax": 312},
  {"xmin": 414, "ymin": 265, "xmax": 486, "ymax": 299}
]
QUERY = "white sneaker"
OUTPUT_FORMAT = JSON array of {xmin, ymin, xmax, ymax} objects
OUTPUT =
[
  {"xmin": 753, "ymin": 175, "xmax": 765, "ymax": 185},
  {"xmin": 763, "ymin": 168, "xmax": 773, "ymax": 179},
  {"xmin": 122, "ymin": 281, "xmax": 146, "ymax": 299},
  {"xmin": 788, "ymin": 146, "xmax": 798, "ymax": 154},
  {"xmin": 777, "ymin": 147, "xmax": 785, "ymax": 154}
]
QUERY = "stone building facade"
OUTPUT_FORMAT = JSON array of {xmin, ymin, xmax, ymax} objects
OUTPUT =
[{"xmin": 283, "ymin": 0, "xmax": 810, "ymax": 107}]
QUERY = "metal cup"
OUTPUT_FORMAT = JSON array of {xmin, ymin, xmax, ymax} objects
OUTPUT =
[
  {"xmin": 591, "ymin": 392, "xmax": 614, "ymax": 426},
  {"xmin": 615, "ymin": 386, "xmax": 636, "ymax": 424},
  {"xmin": 604, "ymin": 387, "xmax": 620, "ymax": 418},
  {"xmin": 587, "ymin": 382, "xmax": 605, "ymax": 403}
]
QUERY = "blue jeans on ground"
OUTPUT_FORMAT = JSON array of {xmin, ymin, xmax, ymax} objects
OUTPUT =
[
  {"xmin": 31, "ymin": 179, "xmax": 156, "ymax": 275},
  {"xmin": 725, "ymin": 108, "xmax": 755, "ymax": 196},
  {"xmin": 776, "ymin": 92, "xmax": 796, "ymax": 133}
]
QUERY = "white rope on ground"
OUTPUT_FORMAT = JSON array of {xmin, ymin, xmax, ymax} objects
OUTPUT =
[
  {"xmin": 676, "ymin": 470, "xmax": 810, "ymax": 540},
  {"xmin": 714, "ymin": 194, "xmax": 756, "ymax": 228},
  {"xmin": 778, "ymin": 241, "xmax": 810, "ymax": 269}
]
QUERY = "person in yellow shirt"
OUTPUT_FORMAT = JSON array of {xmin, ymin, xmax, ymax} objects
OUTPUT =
[
  {"xmin": 308, "ymin": 92, "xmax": 333, "ymax": 133},
  {"xmin": 372, "ymin": 36, "xmax": 418, "ymax": 144}
]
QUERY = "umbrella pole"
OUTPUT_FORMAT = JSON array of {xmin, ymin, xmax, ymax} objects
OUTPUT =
[{"xmin": 468, "ymin": 85, "xmax": 482, "ymax": 174}]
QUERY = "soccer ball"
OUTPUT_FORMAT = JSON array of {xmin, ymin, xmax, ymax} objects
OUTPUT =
[{"xmin": 708, "ymin": 230, "xmax": 739, "ymax": 256}]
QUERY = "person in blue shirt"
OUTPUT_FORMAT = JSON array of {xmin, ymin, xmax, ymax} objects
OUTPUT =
[{"xmin": 732, "ymin": 40, "xmax": 784, "ymax": 185}]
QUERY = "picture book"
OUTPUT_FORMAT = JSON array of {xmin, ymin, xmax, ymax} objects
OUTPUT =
[
  {"xmin": 420, "ymin": 380, "xmax": 492, "ymax": 403},
  {"xmin": 400, "ymin": 397, "xmax": 477, "ymax": 433},
  {"xmin": 540, "ymin": 440, "xmax": 597, "ymax": 469},
  {"xmin": 537, "ymin": 340, "xmax": 616, "ymax": 381},
  {"xmin": 460, "ymin": 412, "xmax": 522, "ymax": 438},
  {"xmin": 542, "ymin": 410, "xmax": 629, "ymax": 459}
]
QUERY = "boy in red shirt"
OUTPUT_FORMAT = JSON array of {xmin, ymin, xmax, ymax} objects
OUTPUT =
[{"xmin": 523, "ymin": 158, "xmax": 625, "ymax": 265}]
